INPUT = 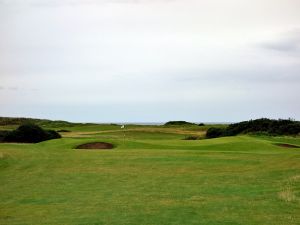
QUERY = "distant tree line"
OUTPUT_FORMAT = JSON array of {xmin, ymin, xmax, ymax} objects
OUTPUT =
[{"xmin": 206, "ymin": 118, "xmax": 300, "ymax": 138}]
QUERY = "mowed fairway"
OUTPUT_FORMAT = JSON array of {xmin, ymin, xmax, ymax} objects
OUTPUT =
[{"xmin": 0, "ymin": 125, "xmax": 300, "ymax": 225}]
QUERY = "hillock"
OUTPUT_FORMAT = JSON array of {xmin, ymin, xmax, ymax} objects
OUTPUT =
[{"xmin": 0, "ymin": 116, "xmax": 91, "ymax": 128}]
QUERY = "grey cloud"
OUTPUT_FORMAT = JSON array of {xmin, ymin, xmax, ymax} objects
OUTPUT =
[
  {"xmin": 0, "ymin": 86, "xmax": 39, "ymax": 91},
  {"xmin": 0, "ymin": 86, "xmax": 18, "ymax": 91},
  {"xmin": 0, "ymin": 0, "xmax": 175, "ymax": 7},
  {"xmin": 0, "ymin": 86, "xmax": 19, "ymax": 91},
  {"xmin": 259, "ymin": 29, "xmax": 300, "ymax": 53},
  {"xmin": 1, "ymin": 0, "xmax": 299, "ymax": 122},
  {"xmin": 8, "ymin": 87, "xmax": 18, "ymax": 91},
  {"xmin": 262, "ymin": 41, "xmax": 298, "ymax": 52},
  {"xmin": 167, "ymin": 65, "xmax": 300, "ymax": 86}
]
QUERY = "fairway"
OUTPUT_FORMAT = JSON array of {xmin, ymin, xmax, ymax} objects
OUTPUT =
[{"xmin": 0, "ymin": 125, "xmax": 300, "ymax": 225}]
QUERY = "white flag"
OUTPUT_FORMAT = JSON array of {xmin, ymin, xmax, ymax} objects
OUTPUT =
[{"xmin": 121, "ymin": 125, "xmax": 125, "ymax": 129}]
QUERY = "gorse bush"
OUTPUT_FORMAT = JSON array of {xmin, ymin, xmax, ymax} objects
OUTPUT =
[
  {"xmin": 206, "ymin": 118, "xmax": 300, "ymax": 139},
  {"xmin": 0, "ymin": 130, "xmax": 10, "ymax": 142},
  {"xmin": 46, "ymin": 130, "xmax": 62, "ymax": 140},
  {"xmin": 165, "ymin": 121, "xmax": 195, "ymax": 126},
  {"xmin": 226, "ymin": 118, "xmax": 300, "ymax": 136},
  {"xmin": 206, "ymin": 127, "xmax": 227, "ymax": 139},
  {"xmin": 3, "ymin": 123, "xmax": 61, "ymax": 143}
]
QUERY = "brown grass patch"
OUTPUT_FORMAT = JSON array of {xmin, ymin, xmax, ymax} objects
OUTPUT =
[
  {"xmin": 274, "ymin": 143, "xmax": 300, "ymax": 148},
  {"xmin": 278, "ymin": 186, "xmax": 296, "ymax": 202}
]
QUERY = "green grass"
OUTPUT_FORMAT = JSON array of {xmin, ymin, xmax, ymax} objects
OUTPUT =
[{"xmin": 0, "ymin": 124, "xmax": 300, "ymax": 225}]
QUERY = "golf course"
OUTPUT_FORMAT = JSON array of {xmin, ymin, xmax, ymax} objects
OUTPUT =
[
  {"xmin": 1, "ymin": 0, "xmax": 299, "ymax": 224},
  {"xmin": 0, "ymin": 121, "xmax": 299, "ymax": 225}
]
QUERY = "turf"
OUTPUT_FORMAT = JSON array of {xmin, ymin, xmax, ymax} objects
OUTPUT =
[{"xmin": 0, "ymin": 124, "xmax": 299, "ymax": 225}]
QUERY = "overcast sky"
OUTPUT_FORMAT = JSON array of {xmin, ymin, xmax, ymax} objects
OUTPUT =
[{"xmin": 0, "ymin": 0, "xmax": 299, "ymax": 122}]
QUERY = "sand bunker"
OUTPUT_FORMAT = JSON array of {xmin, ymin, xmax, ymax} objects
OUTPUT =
[
  {"xmin": 76, "ymin": 142, "xmax": 114, "ymax": 150},
  {"xmin": 274, "ymin": 143, "xmax": 300, "ymax": 148}
]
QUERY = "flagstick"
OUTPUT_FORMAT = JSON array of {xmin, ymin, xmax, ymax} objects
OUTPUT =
[{"xmin": 121, "ymin": 125, "xmax": 125, "ymax": 144}]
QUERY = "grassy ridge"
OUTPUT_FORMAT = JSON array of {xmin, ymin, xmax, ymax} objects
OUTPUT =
[
  {"xmin": 0, "ymin": 116, "xmax": 76, "ymax": 126},
  {"xmin": 0, "ymin": 124, "xmax": 299, "ymax": 225}
]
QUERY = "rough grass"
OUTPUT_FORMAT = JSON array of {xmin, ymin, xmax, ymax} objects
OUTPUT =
[{"xmin": 0, "ymin": 124, "xmax": 299, "ymax": 225}]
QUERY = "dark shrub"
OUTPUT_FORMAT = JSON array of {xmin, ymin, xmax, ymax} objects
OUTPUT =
[
  {"xmin": 226, "ymin": 121, "xmax": 251, "ymax": 135},
  {"xmin": 226, "ymin": 118, "xmax": 300, "ymax": 136},
  {"xmin": 56, "ymin": 129, "xmax": 71, "ymax": 132},
  {"xmin": 46, "ymin": 130, "xmax": 62, "ymax": 139},
  {"xmin": 198, "ymin": 123, "xmax": 205, "ymax": 126},
  {"xmin": 282, "ymin": 123, "xmax": 300, "ymax": 135},
  {"xmin": 165, "ymin": 121, "xmax": 195, "ymax": 126},
  {"xmin": 3, "ymin": 123, "xmax": 61, "ymax": 143},
  {"xmin": 208, "ymin": 118, "xmax": 300, "ymax": 138},
  {"xmin": 0, "ymin": 130, "xmax": 10, "ymax": 142},
  {"xmin": 206, "ymin": 127, "xmax": 226, "ymax": 139}
]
